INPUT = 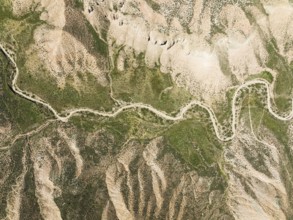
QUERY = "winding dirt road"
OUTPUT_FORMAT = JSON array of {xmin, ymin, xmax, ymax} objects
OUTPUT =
[{"xmin": 1, "ymin": 44, "xmax": 293, "ymax": 142}]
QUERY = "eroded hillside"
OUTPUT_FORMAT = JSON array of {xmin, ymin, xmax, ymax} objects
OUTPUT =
[{"xmin": 1, "ymin": 0, "xmax": 293, "ymax": 219}]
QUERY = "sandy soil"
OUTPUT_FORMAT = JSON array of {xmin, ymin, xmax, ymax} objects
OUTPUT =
[
  {"xmin": 225, "ymin": 125, "xmax": 288, "ymax": 220},
  {"xmin": 6, "ymin": 1, "xmax": 293, "ymax": 219},
  {"xmin": 11, "ymin": 0, "xmax": 32, "ymax": 16},
  {"xmin": 5, "ymin": 149, "xmax": 27, "ymax": 220},
  {"xmin": 106, "ymin": 164, "xmax": 134, "ymax": 220},
  {"xmin": 12, "ymin": 0, "xmax": 108, "ymax": 89},
  {"xmin": 31, "ymin": 25, "xmax": 107, "ymax": 88},
  {"xmin": 10, "ymin": 0, "xmax": 293, "ymax": 106},
  {"xmin": 142, "ymin": 138, "xmax": 166, "ymax": 217},
  {"xmin": 58, "ymin": 129, "xmax": 84, "ymax": 178},
  {"xmin": 32, "ymin": 140, "xmax": 62, "ymax": 220}
]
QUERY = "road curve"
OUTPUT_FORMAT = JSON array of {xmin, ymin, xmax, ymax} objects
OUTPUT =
[{"xmin": 1, "ymin": 44, "xmax": 293, "ymax": 142}]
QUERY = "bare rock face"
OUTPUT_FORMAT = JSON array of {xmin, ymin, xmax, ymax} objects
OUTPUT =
[
  {"xmin": 0, "ymin": 123, "xmax": 232, "ymax": 220},
  {"xmin": 11, "ymin": 0, "xmax": 109, "ymax": 89},
  {"xmin": 225, "ymin": 127, "xmax": 288, "ymax": 220},
  {"xmin": 11, "ymin": 0, "xmax": 293, "ymax": 103},
  {"xmin": 104, "ymin": 137, "xmax": 226, "ymax": 220},
  {"xmin": 81, "ymin": 0, "xmax": 293, "ymax": 104}
]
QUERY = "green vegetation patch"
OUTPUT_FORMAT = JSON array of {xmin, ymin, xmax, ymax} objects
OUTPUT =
[
  {"xmin": 0, "ymin": 140, "xmax": 25, "ymax": 218},
  {"xmin": 216, "ymin": 87, "xmax": 235, "ymax": 120},
  {"xmin": 18, "ymin": 69, "xmax": 114, "ymax": 112},
  {"xmin": 145, "ymin": 0, "xmax": 160, "ymax": 11},
  {"xmin": 85, "ymin": 21, "xmax": 108, "ymax": 57},
  {"xmin": 265, "ymin": 40, "xmax": 293, "ymax": 112},
  {"xmin": 0, "ymin": 4, "xmax": 42, "ymax": 46},
  {"xmin": 0, "ymin": 5, "xmax": 51, "ymax": 131},
  {"xmin": 243, "ymin": 90, "xmax": 289, "ymax": 146},
  {"xmin": 246, "ymin": 71, "xmax": 274, "ymax": 83},
  {"xmin": 73, "ymin": 0, "xmax": 84, "ymax": 9},
  {"xmin": 20, "ymin": 146, "xmax": 43, "ymax": 220},
  {"xmin": 55, "ymin": 181, "xmax": 106, "ymax": 220},
  {"xmin": 0, "ymin": 0, "xmax": 12, "ymax": 20},
  {"xmin": 71, "ymin": 110, "xmax": 170, "ymax": 143},
  {"xmin": 262, "ymin": 111, "xmax": 289, "ymax": 145},
  {"xmin": 213, "ymin": 87, "xmax": 237, "ymax": 137},
  {"xmin": 0, "ymin": 52, "xmax": 48, "ymax": 131},
  {"xmin": 0, "ymin": 3, "xmax": 113, "ymax": 113},
  {"xmin": 164, "ymin": 118, "xmax": 222, "ymax": 171},
  {"xmin": 112, "ymin": 53, "xmax": 192, "ymax": 114}
]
